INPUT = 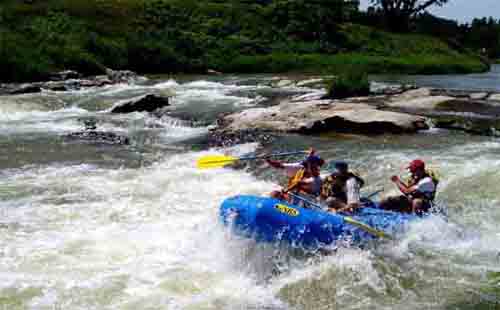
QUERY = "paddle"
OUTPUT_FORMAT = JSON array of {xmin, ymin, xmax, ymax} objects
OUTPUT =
[
  {"xmin": 365, "ymin": 188, "xmax": 384, "ymax": 200},
  {"xmin": 287, "ymin": 193, "xmax": 393, "ymax": 240},
  {"xmin": 197, "ymin": 151, "xmax": 308, "ymax": 169}
]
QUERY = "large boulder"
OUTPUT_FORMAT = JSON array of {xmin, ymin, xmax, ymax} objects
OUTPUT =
[
  {"xmin": 431, "ymin": 115, "xmax": 500, "ymax": 137},
  {"xmin": 110, "ymin": 94, "xmax": 170, "ymax": 114},
  {"xmin": 488, "ymin": 93, "xmax": 500, "ymax": 102},
  {"xmin": 381, "ymin": 88, "xmax": 500, "ymax": 136},
  {"xmin": 219, "ymin": 100, "xmax": 428, "ymax": 135},
  {"xmin": 385, "ymin": 95, "xmax": 455, "ymax": 112},
  {"xmin": 469, "ymin": 92, "xmax": 489, "ymax": 100}
]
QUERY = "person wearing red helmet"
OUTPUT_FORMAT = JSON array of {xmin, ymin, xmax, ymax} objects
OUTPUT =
[{"xmin": 380, "ymin": 159, "xmax": 437, "ymax": 215}]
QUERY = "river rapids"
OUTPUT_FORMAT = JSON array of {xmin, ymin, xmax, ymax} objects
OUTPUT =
[{"xmin": 0, "ymin": 73, "xmax": 499, "ymax": 309}]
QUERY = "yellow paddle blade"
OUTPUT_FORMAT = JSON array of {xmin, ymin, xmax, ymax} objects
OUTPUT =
[
  {"xmin": 344, "ymin": 217, "xmax": 393, "ymax": 240},
  {"xmin": 196, "ymin": 155, "xmax": 238, "ymax": 169}
]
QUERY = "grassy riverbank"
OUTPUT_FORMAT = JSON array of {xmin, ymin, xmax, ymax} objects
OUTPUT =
[{"xmin": 0, "ymin": 0, "xmax": 489, "ymax": 82}]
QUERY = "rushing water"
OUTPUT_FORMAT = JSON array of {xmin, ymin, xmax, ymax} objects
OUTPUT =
[{"xmin": 0, "ymin": 74, "xmax": 499, "ymax": 310}]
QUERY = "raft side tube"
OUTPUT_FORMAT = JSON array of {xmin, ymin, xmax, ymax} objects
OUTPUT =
[{"xmin": 220, "ymin": 195, "xmax": 348, "ymax": 248}]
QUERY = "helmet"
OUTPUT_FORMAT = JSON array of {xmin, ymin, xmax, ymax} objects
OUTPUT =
[
  {"xmin": 408, "ymin": 159, "xmax": 425, "ymax": 173},
  {"xmin": 331, "ymin": 161, "xmax": 348, "ymax": 174},
  {"xmin": 302, "ymin": 155, "xmax": 325, "ymax": 167}
]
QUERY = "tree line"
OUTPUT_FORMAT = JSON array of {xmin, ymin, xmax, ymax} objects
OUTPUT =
[
  {"xmin": 0, "ymin": 0, "xmax": 493, "ymax": 82},
  {"xmin": 359, "ymin": 1, "xmax": 500, "ymax": 59}
]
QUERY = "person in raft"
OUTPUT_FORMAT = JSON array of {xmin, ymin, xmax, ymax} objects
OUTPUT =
[
  {"xmin": 320, "ymin": 161, "xmax": 365, "ymax": 213},
  {"xmin": 379, "ymin": 159, "xmax": 437, "ymax": 215},
  {"xmin": 266, "ymin": 149, "xmax": 325, "ymax": 202}
]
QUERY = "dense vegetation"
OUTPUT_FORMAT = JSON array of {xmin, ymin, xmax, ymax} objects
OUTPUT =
[
  {"xmin": 325, "ymin": 70, "xmax": 370, "ymax": 99},
  {"xmin": 0, "ymin": 0, "xmax": 491, "ymax": 82},
  {"xmin": 359, "ymin": 9, "xmax": 500, "ymax": 59},
  {"xmin": 367, "ymin": 0, "xmax": 450, "ymax": 32}
]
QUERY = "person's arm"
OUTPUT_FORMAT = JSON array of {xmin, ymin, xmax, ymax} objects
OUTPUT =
[
  {"xmin": 295, "ymin": 177, "xmax": 319, "ymax": 195},
  {"xmin": 391, "ymin": 176, "xmax": 417, "ymax": 195},
  {"xmin": 266, "ymin": 159, "xmax": 284, "ymax": 169}
]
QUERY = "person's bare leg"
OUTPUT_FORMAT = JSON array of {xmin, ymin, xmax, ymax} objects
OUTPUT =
[
  {"xmin": 412, "ymin": 198, "xmax": 424, "ymax": 214},
  {"xmin": 270, "ymin": 190, "xmax": 282, "ymax": 199},
  {"xmin": 326, "ymin": 197, "xmax": 345, "ymax": 213},
  {"xmin": 380, "ymin": 196, "xmax": 412, "ymax": 213}
]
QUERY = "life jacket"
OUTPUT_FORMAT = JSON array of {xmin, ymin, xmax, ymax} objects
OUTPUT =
[
  {"xmin": 426, "ymin": 168, "xmax": 440, "ymax": 188},
  {"xmin": 284, "ymin": 168, "xmax": 316, "ymax": 206},
  {"xmin": 321, "ymin": 172, "xmax": 364, "ymax": 202},
  {"xmin": 285, "ymin": 168, "xmax": 306, "ymax": 193},
  {"xmin": 406, "ymin": 169, "xmax": 439, "ymax": 202}
]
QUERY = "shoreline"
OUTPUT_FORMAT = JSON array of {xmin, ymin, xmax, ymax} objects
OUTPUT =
[{"xmin": 0, "ymin": 54, "xmax": 489, "ymax": 85}]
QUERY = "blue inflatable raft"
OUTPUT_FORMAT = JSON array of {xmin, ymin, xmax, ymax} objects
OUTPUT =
[{"xmin": 220, "ymin": 195, "xmax": 419, "ymax": 249}]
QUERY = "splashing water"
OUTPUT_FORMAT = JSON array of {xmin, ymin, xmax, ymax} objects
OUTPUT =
[{"xmin": 1, "ymin": 75, "xmax": 499, "ymax": 309}]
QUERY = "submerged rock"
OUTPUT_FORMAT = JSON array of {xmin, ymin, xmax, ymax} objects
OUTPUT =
[
  {"xmin": 207, "ymin": 69, "xmax": 223, "ymax": 75},
  {"xmin": 296, "ymin": 78, "xmax": 324, "ymax": 88},
  {"xmin": 110, "ymin": 94, "xmax": 170, "ymax": 114},
  {"xmin": 370, "ymin": 82, "xmax": 417, "ymax": 95},
  {"xmin": 273, "ymin": 79, "xmax": 295, "ymax": 88},
  {"xmin": 105, "ymin": 68, "xmax": 147, "ymax": 84},
  {"xmin": 48, "ymin": 70, "xmax": 82, "ymax": 81},
  {"xmin": 63, "ymin": 131, "xmax": 130, "ymax": 145},
  {"xmin": 0, "ymin": 69, "xmax": 146, "ymax": 96},
  {"xmin": 0, "ymin": 84, "xmax": 42, "ymax": 95},
  {"xmin": 291, "ymin": 91, "xmax": 327, "ymax": 102},
  {"xmin": 208, "ymin": 127, "xmax": 275, "ymax": 147},
  {"xmin": 64, "ymin": 118, "xmax": 130, "ymax": 145}
]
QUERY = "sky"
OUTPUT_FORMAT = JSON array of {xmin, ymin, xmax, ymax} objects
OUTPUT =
[{"xmin": 359, "ymin": 0, "xmax": 500, "ymax": 23}]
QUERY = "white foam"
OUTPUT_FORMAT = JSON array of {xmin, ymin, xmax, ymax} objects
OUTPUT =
[
  {"xmin": 0, "ymin": 107, "xmax": 89, "ymax": 134},
  {"xmin": 0, "ymin": 144, "xmax": 295, "ymax": 308}
]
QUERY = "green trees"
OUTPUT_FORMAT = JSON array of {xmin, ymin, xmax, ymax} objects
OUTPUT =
[
  {"xmin": 267, "ymin": 0, "xmax": 351, "ymax": 41},
  {"xmin": 0, "ymin": 0, "xmax": 490, "ymax": 82},
  {"xmin": 467, "ymin": 18, "xmax": 500, "ymax": 59},
  {"xmin": 369, "ymin": 0, "xmax": 450, "ymax": 31}
]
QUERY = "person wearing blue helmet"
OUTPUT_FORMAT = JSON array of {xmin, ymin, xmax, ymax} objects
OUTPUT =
[
  {"xmin": 320, "ymin": 161, "xmax": 365, "ymax": 213},
  {"xmin": 266, "ymin": 149, "xmax": 325, "ymax": 202}
]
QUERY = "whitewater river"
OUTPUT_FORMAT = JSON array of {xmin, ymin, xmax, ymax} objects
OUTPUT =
[{"xmin": 1, "ymin": 71, "xmax": 499, "ymax": 309}]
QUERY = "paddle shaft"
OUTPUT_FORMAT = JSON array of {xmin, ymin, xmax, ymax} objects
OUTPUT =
[
  {"xmin": 365, "ymin": 188, "xmax": 384, "ymax": 200},
  {"xmin": 238, "ymin": 151, "xmax": 308, "ymax": 161},
  {"xmin": 286, "ymin": 193, "xmax": 392, "ymax": 239}
]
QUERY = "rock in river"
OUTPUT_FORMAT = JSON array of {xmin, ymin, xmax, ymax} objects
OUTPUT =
[
  {"xmin": 217, "ymin": 100, "xmax": 428, "ymax": 135},
  {"xmin": 382, "ymin": 88, "xmax": 500, "ymax": 136},
  {"xmin": 0, "ymin": 84, "xmax": 42, "ymax": 95},
  {"xmin": 110, "ymin": 94, "xmax": 170, "ymax": 114},
  {"xmin": 489, "ymin": 93, "xmax": 500, "ymax": 102},
  {"xmin": 64, "ymin": 131, "xmax": 130, "ymax": 145}
]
